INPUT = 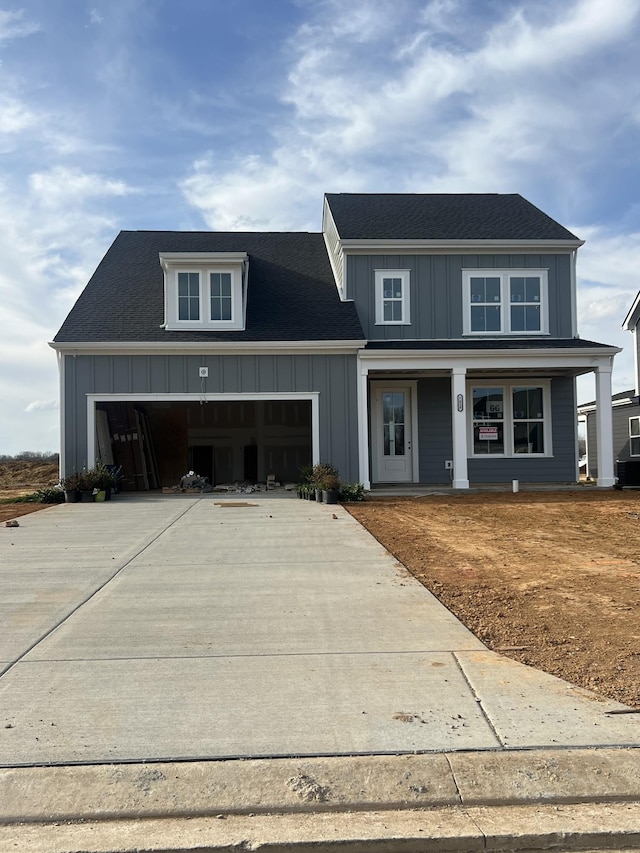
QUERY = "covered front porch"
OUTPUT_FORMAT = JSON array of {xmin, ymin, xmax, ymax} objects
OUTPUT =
[{"xmin": 357, "ymin": 343, "xmax": 619, "ymax": 491}]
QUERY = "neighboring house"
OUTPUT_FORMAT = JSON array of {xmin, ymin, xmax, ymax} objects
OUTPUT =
[
  {"xmin": 51, "ymin": 193, "xmax": 620, "ymax": 490},
  {"xmin": 578, "ymin": 290, "xmax": 640, "ymax": 482}
]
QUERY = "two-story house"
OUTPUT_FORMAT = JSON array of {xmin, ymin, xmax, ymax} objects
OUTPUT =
[
  {"xmin": 51, "ymin": 193, "xmax": 619, "ymax": 490},
  {"xmin": 578, "ymin": 290, "xmax": 640, "ymax": 483}
]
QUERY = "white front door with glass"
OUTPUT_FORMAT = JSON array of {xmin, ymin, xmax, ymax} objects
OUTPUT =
[{"xmin": 373, "ymin": 386, "xmax": 413, "ymax": 482}]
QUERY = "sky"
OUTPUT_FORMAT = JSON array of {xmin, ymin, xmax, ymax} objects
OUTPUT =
[{"xmin": 0, "ymin": 0, "xmax": 639, "ymax": 455}]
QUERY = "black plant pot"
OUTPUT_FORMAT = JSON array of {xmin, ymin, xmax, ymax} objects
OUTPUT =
[{"xmin": 322, "ymin": 489, "xmax": 338, "ymax": 505}]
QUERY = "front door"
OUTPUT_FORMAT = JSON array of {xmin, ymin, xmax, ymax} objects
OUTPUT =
[{"xmin": 373, "ymin": 385, "xmax": 414, "ymax": 482}]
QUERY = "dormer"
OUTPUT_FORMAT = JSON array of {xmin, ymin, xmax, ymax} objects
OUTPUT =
[{"xmin": 159, "ymin": 252, "xmax": 248, "ymax": 331}]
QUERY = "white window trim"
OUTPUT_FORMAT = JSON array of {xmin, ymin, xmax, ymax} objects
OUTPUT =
[
  {"xmin": 630, "ymin": 416, "xmax": 640, "ymax": 457},
  {"xmin": 168, "ymin": 266, "xmax": 242, "ymax": 330},
  {"xmin": 374, "ymin": 269, "xmax": 411, "ymax": 326},
  {"xmin": 467, "ymin": 380, "xmax": 553, "ymax": 458},
  {"xmin": 462, "ymin": 269, "xmax": 549, "ymax": 336},
  {"xmin": 160, "ymin": 252, "xmax": 247, "ymax": 331}
]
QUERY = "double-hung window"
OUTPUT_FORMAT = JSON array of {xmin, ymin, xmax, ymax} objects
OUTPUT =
[
  {"xmin": 471, "ymin": 383, "xmax": 550, "ymax": 457},
  {"xmin": 210, "ymin": 272, "xmax": 232, "ymax": 321},
  {"xmin": 178, "ymin": 272, "xmax": 200, "ymax": 321},
  {"xmin": 463, "ymin": 270, "xmax": 548, "ymax": 335},
  {"xmin": 630, "ymin": 417, "xmax": 640, "ymax": 456},
  {"xmin": 375, "ymin": 270, "xmax": 410, "ymax": 325},
  {"xmin": 160, "ymin": 252, "xmax": 247, "ymax": 331}
]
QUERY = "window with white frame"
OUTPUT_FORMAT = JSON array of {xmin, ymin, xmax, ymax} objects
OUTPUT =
[
  {"xmin": 375, "ymin": 270, "xmax": 410, "ymax": 325},
  {"xmin": 160, "ymin": 252, "xmax": 247, "ymax": 331},
  {"xmin": 470, "ymin": 383, "xmax": 549, "ymax": 456},
  {"xmin": 210, "ymin": 272, "xmax": 232, "ymax": 321},
  {"xmin": 178, "ymin": 272, "xmax": 200, "ymax": 321},
  {"xmin": 463, "ymin": 270, "xmax": 548, "ymax": 335},
  {"xmin": 630, "ymin": 417, "xmax": 640, "ymax": 456}
]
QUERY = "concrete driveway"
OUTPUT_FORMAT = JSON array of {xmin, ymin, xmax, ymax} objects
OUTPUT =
[{"xmin": 2, "ymin": 493, "xmax": 640, "ymax": 768}]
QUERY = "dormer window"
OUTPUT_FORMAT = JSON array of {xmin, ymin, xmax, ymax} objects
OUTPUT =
[
  {"xmin": 178, "ymin": 272, "xmax": 200, "ymax": 321},
  {"xmin": 160, "ymin": 252, "xmax": 248, "ymax": 331},
  {"xmin": 210, "ymin": 272, "xmax": 232, "ymax": 321}
]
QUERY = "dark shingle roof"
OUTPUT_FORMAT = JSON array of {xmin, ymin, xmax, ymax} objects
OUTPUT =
[
  {"xmin": 365, "ymin": 338, "xmax": 615, "ymax": 351},
  {"xmin": 578, "ymin": 389, "xmax": 638, "ymax": 408},
  {"xmin": 325, "ymin": 193, "xmax": 580, "ymax": 242},
  {"xmin": 54, "ymin": 231, "xmax": 364, "ymax": 343}
]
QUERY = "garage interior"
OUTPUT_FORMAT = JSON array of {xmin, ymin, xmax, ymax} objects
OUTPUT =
[{"xmin": 95, "ymin": 400, "xmax": 312, "ymax": 491}]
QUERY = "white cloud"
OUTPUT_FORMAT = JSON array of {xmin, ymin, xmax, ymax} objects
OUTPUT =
[
  {"xmin": 0, "ymin": 9, "xmax": 40, "ymax": 43},
  {"xmin": 29, "ymin": 166, "xmax": 134, "ymax": 208},
  {"xmin": 0, "ymin": 163, "xmax": 135, "ymax": 451},
  {"xmin": 484, "ymin": 0, "xmax": 639, "ymax": 71},
  {"xmin": 0, "ymin": 95, "xmax": 36, "ymax": 135},
  {"xmin": 182, "ymin": 0, "xmax": 640, "ymax": 229},
  {"xmin": 25, "ymin": 399, "xmax": 58, "ymax": 413}
]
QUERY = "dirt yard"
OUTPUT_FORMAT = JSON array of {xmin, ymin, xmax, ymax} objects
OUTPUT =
[
  {"xmin": 347, "ymin": 490, "xmax": 640, "ymax": 709},
  {"xmin": 0, "ymin": 458, "xmax": 59, "ymax": 522}
]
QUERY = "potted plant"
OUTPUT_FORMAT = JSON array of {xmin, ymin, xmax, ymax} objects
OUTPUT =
[
  {"xmin": 297, "ymin": 465, "xmax": 314, "ymax": 500},
  {"xmin": 322, "ymin": 473, "xmax": 341, "ymax": 505},
  {"xmin": 95, "ymin": 463, "xmax": 117, "ymax": 501},
  {"xmin": 312, "ymin": 463, "xmax": 339, "ymax": 504},
  {"xmin": 60, "ymin": 472, "xmax": 80, "ymax": 503},
  {"xmin": 77, "ymin": 468, "xmax": 99, "ymax": 502}
]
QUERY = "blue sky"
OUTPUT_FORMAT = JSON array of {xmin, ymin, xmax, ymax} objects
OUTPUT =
[{"xmin": 1, "ymin": 0, "xmax": 639, "ymax": 454}]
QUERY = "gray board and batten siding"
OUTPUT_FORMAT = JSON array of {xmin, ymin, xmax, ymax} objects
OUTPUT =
[
  {"xmin": 62, "ymin": 352, "xmax": 360, "ymax": 482},
  {"xmin": 416, "ymin": 376, "xmax": 578, "ymax": 485},
  {"xmin": 345, "ymin": 253, "xmax": 574, "ymax": 341},
  {"xmin": 585, "ymin": 399, "xmax": 640, "ymax": 479}
]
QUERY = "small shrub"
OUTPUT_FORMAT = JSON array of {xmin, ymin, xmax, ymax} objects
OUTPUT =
[
  {"xmin": 298, "ymin": 464, "xmax": 314, "ymax": 485},
  {"xmin": 312, "ymin": 462, "xmax": 339, "ymax": 489},
  {"xmin": 3, "ymin": 486, "xmax": 64, "ymax": 504},
  {"xmin": 34, "ymin": 486, "xmax": 65, "ymax": 504},
  {"xmin": 340, "ymin": 482, "xmax": 365, "ymax": 502}
]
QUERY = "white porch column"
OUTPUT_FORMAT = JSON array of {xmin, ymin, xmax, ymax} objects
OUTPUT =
[
  {"xmin": 357, "ymin": 362, "xmax": 371, "ymax": 490},
  {"xmin": 451, "ymin": 367, "xmax": 469, "ymax": 489},
  {"xmin": 595, "ymin": 363, "xmax": 615, "ymax": 487}
]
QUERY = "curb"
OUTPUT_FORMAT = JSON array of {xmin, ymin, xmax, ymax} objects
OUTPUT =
[
  {"xmin": 2, "ymin": 748, "xmax": 640, "ymax": 824},
  {"xmin": 2, "ymin": 803, "xmax": 640, "ymax": 853}
]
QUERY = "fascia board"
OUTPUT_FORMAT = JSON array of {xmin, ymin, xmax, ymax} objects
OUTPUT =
[
  {"xmin": 578, "ymin": 396, "xmax": 636, "ymax": 414},
  {"xmin": 358, "ymin": 346, "xmax": 620, "ymax": 373},
  {"xmin": 159, "ymin": 252, "xmax": 248, "ymax": 267},
  {"xmin": 49, "ymin": 339, "xmax": 366, "ymax": 355},
  {"xmin": 339, "ymin": 238, "xmax": 584, "ymax": 253},
  {"xmin": 622, "ymin": 290, "xmax": 640, "ymax": 330}
]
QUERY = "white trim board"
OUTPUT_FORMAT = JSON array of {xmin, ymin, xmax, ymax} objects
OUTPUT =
[{"xmin": 85, "ymin": 392, "xmax": 321, "ymax": 473}]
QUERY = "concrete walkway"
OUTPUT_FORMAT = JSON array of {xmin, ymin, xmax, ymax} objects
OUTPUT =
[{"xmin": 1, "ymin": 494, "xmax": 640, "ymax": 850}]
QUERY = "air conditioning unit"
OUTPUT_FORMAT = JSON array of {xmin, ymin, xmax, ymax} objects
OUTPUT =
[{"xmin": 616, "ymin": 460, "xmax": 640, "ymax": 487}]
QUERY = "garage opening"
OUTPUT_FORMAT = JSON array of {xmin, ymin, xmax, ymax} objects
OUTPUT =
[{"xmin": 94, "ymin": 399, "xmax": 312, "ymax": 491}]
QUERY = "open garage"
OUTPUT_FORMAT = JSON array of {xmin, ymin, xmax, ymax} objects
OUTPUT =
[{"xmin": 93, "ymin": 398, "xmax": 314, "ymax": 491}]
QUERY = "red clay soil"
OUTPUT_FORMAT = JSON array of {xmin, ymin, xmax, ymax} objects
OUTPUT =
[{"xmin": 347, "ymin": 490, "xmax": 640, "ymax": 709}]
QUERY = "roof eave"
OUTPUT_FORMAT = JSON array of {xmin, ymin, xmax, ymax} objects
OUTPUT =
[
  {"xmin": 49, "ymin": 339, "xmax": 367, "ymax": 355},
  {"xmin": 339, "ymin": 238, "xmax": 584, "ymax": 253}
]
